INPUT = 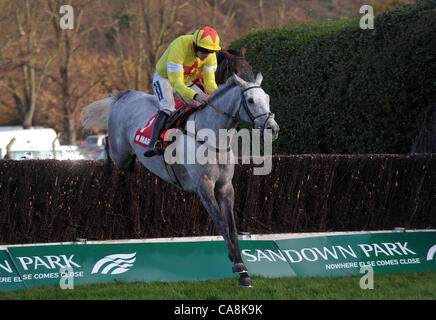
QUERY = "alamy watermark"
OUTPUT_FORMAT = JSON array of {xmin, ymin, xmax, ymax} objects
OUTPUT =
[
  {"xmin": 60, "ymin": 5, "xmax": 74, "ymax": 30},
  {"xmin": 59, "ymin": 266, "xmax": 74, "ymax": 290},
  {"xmin": 359, "ymin": 265, "xmax": 374, "ymax": 290},
  {"xmin": 162, "ymin": 121, "xmax": 273, "ymax": 175},
  {"xmin": 360, "ymin": 5, "xmax": 374, "ymax": 30}
]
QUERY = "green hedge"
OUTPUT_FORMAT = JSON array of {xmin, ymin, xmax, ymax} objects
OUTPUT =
[{"xmin": 231, "ymin": 0, "xmax": 436, "ymax": 154}]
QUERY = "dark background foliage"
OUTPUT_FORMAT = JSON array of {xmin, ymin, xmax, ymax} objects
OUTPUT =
[
  {"xmin": 231, "ymin": 0, "xmax": 436, "ymax": 154},
  {"xmin": 1, "ymin": 156, "xmax": 434, "ymax": 244}
]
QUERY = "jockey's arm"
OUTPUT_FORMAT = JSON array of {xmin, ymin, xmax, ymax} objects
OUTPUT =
[
  {"xmin": 165, "ymin": 42, "xmax": 197, "ymax": 101},
  {"xmin": 165, "ymin": 45, "xmax": 218, "ymax": 99},
  {"xmin": 202, "ymin": 53, "xmax": 218, "ymax": 94},
  {"xmin": 167, "ymin": 69, "xmax": 197, "ymax": 100},
  {"xmin": 202, "ymin": 68, "xmax": 218, "ymax": 94}
]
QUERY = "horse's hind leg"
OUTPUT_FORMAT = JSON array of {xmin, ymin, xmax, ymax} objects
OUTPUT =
[
  {"xmin": 102, "ymin": 136, "xmax": 112, "ymax": 174},
  {"xmin": 117, "ymin": 152, "xmax": 136, "ymax": 172},
  {"xmin": 107, "ymin": 134, "xmax": 135, "ymax": 172},
  {"xmin": 125, "ymin": 154, "xmax": 136, "ymax": 172},
  {"xmin": 102, "ymin": 135, "xmax": 135, "ymax": 174}
]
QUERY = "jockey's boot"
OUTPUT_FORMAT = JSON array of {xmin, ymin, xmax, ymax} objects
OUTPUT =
[{"xmin": 143, "ymin": 111, "xmax": 169, "ymax": 157}]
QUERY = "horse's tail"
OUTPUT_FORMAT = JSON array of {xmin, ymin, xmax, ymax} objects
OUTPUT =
[{"xmin": 81, "ymin": 97, "xmax": 114, "ymax": 130}]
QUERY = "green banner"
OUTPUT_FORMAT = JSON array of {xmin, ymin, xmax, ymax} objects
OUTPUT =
[
  {"xmin": 239, "ymin": 240, "xmax": 296, "ymax": 277},
  {"xmin": 242, "ymin": 231, "xmax": 436, "ymax": 277},
  {"xmin": 1, "ymin": 231, "xmax": 435, "ymax": 291},
  {"xmin": 5, "ymin": 241, "xmax": 235, "ymax": 290},
  {"xmin": 0, "ymin": 250, "xmax": 27, "ymax": 291}
]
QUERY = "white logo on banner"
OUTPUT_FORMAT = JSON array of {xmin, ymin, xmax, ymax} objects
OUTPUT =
[
  {"xmin": 426, "ymin": 244, "xmax": 436, "ymax": 261},
  {"xmin": 91, "ymin": 253, "xmax": 136, "ymax": 275}
]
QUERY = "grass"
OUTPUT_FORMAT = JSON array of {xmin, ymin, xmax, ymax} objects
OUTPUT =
[{"xmin": 1, "ymin": 272, "xmax": 435, "ymax": 300}]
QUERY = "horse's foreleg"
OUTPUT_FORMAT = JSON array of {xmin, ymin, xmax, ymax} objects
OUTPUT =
[
  {"xmin": 215, "ymin": 183, "xmax": 247, "ymax": 273},
  {"xmin": 197, "ymin": 179, "xmax": 253, "ymax": 287},
  {"xmin": 215, "ymin": 182, "xmax": 253, "ymax": 287},
  {"xmin": 196, "ymin": 181, "xmax": 234, "ymax": 264}
]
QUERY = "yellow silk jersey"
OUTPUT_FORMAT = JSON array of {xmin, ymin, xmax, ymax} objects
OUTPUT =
[{"xmin": 156, "ymin": 35, "xmax": 218, "ymax": 100}]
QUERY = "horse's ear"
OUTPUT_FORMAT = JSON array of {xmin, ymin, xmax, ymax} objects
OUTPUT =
[
  {"xmin": 241, "ymin": 47, "xmax": 246, "ymax": 57},
  {"xmin": 233, "ymin": 73, "xmax": 250, "ymax": 89},
  {"xmin": 255, "ymin": 72, "xmax": 263, "ymax": 86}
]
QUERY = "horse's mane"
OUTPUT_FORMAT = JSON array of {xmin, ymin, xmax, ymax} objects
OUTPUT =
[
  {"xmin": 216, "ymin": 48, "xmax": 242, "ymax": 65},
  {"xmin": 210, "ymin": 76, "xmax": 240, "ymax": 102}
]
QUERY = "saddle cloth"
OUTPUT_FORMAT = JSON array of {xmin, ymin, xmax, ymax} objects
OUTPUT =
[{"xmin": 133, "ymin": 99, "xmax": 197, "ymax": 148}]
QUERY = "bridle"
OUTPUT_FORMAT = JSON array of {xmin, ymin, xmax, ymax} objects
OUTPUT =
[
  {"xmin": 205, "ymin": 85, "xmax": 275, "ymax": 130},
  {"xmin": 185, "ymin": 84, "xmax": 274, "ymax": 156}
]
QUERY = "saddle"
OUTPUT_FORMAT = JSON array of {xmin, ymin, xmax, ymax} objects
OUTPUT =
[{"xmin": 133, "ymin": 99, "xmax": 201, "ymax": 148}]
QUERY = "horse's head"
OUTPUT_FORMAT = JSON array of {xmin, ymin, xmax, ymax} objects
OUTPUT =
[
  {"xmin": 233, "ymin": 73, "xmax": 280, "ymax": 141},
  {"xmin": 216, "ymin": 48, "xmax": 254, "ymax": 85}
]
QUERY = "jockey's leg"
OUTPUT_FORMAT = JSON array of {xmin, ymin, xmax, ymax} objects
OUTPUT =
[
  {"xmin": 144, "ymin": 72, "xmax": 174, "ymax": 157},
  {"xmin": 143, "ymin": 111, "xmax": 169, "ymax": 157}
]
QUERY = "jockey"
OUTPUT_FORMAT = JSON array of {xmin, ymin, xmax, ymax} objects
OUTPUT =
[{"xmin": 144, "ymin": 26, "xmax": 221, "ymax": 157}]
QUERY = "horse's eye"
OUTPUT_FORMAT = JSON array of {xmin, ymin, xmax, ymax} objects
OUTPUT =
[{"xmin": 248, "ymin": 98, "xmax": 254, "ymax": 104}]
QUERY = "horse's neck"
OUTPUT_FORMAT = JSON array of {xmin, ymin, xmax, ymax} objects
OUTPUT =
[{"xmin": 194, "ymin": 86, "xmax": 240, "ymax": 134}]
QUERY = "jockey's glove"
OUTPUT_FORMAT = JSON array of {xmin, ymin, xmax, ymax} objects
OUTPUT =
[{"xmin": 193, "ymin": 92, "xmax": 210, "ymax": 104}]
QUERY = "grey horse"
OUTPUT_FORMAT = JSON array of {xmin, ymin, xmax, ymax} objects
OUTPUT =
[{"xmin": 81, "ymin": 73, "xmax": 279, "ymax": 287}]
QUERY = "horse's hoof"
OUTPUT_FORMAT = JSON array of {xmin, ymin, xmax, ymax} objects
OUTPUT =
[
  {"xmin": 232, "ymin": 262, "xmax": 248, "ymax": 274},
  {"xmin": 238, "ymin": 273, "xmax": 254, "ymax": 288}
]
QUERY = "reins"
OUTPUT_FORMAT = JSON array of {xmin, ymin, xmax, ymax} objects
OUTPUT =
[
  {"xmin": 180, "ymin": 83, "xmax": 274, "ymax": 155},
  {"xmin": 205, "ymin": 100, "xmax": 231, "ymax": 117},
  {"xmin": 204, "ymin": 85, "xmax": 274, "ymax": 129}
]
